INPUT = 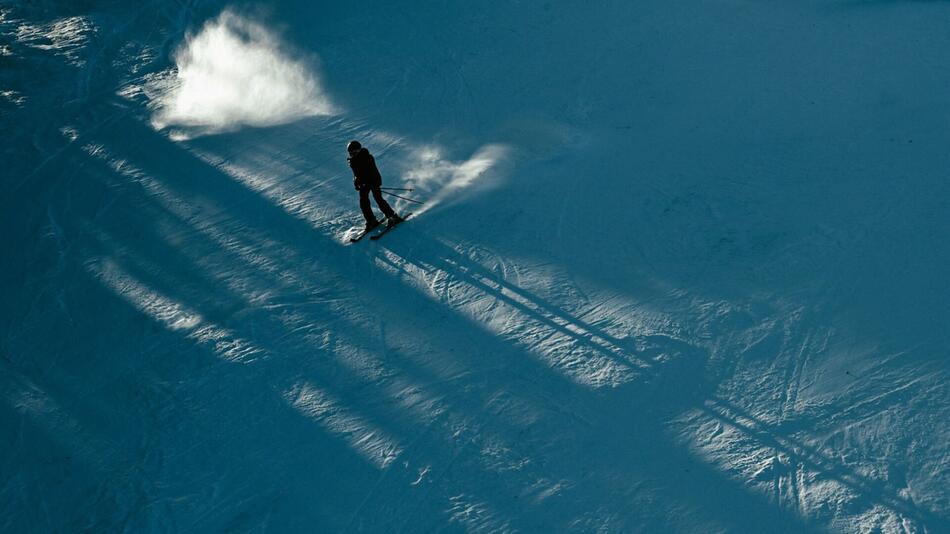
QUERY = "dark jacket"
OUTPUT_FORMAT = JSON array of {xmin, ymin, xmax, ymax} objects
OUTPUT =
[{"xmin": 348, "ymin": 148, "xmax": 382, "ymax": 189}]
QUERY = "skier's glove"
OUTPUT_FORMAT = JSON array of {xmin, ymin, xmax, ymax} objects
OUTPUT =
[{"xmin": 353, "ymin": 179, "xmax": 359, "ymax": 190}]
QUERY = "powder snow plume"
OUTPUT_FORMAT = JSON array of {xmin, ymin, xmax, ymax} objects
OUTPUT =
[
  {"xmin": 151, "ymin": 9, "xmax": 335, "ymax": 136},
  {"xmin": 404, "ymin": 144, "xmax": 511, "ymax": 215}
]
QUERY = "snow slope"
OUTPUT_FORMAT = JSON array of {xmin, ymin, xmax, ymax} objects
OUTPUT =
[{"xmin": 2, "ymin": 0, "xmax": 948, "ymax": 532}]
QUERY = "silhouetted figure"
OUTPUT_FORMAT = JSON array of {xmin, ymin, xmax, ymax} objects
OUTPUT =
[{"xmin": 347, "ymin": 140, "xmax": 403, "ymax": 231}]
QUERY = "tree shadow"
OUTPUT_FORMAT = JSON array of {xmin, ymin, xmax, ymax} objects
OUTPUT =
[
  {"xmin": 375, "ymin": 231, "xmax": 707, "ymax": 385},
  {"xmin": 72, "ymin": 114, "xmax": 832, "ymax": 531},
  {"xmin": 370, "ymin": 233, "xmax": 833, "ymax": 532},
  {"xmin": 6, "ymin": 0, "xmax": 944, "ymax": 529},
  {"xmin": 701, "ymin": 398, "xmax": 947, "ymax": 530},
  {"xmin": 75, "ymin": 122, "xmax": 581, "ymax": 530}
]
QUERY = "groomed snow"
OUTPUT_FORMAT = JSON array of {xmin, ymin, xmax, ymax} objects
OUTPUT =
[{"xmin": 2, "ymin": 1, "xmax": 948, "ymax": 532}]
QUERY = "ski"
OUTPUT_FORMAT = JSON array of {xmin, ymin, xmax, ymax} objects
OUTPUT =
[
  {"xmin": 369, "ymin": 212, "xmax": 412, "ymax": 240},
  {"xmin": 347, "ymin": 220, "xmax": 384, "ymax": 243},
  {"xmin": 348, "ymin": 228, "xmax": 375, "ymax": 243}
]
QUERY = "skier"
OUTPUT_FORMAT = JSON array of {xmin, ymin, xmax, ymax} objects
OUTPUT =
[{"xmin": 347, "ymin": 140, "xmax": 404, "ymax": 231}]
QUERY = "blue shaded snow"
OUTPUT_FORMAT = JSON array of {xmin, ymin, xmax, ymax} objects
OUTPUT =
[{"xmin": 2, "ymin": 1, "xmax": 948, "ymax": 532}]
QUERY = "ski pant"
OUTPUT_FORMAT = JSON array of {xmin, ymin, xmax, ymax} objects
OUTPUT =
[{"xmin": 359, "ymin": 185, "xmax": 395, "ymax": 222}]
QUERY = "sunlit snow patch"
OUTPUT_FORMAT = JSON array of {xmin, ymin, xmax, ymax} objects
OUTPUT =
[
  {"xmin": 15, "ymin": 15, "xmax": 96, "ymax": 66},
  {"xmin": 151, "ymin": 10, "xmax": 335, "ymax": 138},
  {"xmin": 284, "ymin": 382, "xmax": 403, "ymax": 469},
  {"xmin": 446, "ymin": 494, "xmax": 513, "ymax": 532},
  {"xmin": 1, "ymin": 89, "xmax": 26, "ymax": 107},
  {"xmin": 87, "ymin": 258, "xmax": 263, "ymax": 363}
]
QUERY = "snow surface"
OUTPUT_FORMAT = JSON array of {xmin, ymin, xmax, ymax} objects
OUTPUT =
[{"xmin": 2, "ymin": 0, "xmax": 949, "ymax": 532}]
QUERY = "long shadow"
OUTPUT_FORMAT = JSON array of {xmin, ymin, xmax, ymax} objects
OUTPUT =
[
  {"xmin": 155, "ymin": 239, "xmax": 818, "ymax": 530},
  {"xmin": 89, "ymin": 108, "xmax": 349, "ymax": 256},
  {"xmin": 370, "ymin": 235, "xmax": 826, "ymax": 532},
  {"xmin": 130, "ymin": 122, "xmax": 944, "ymax": 529},
  {"xmin": 77, "ymin": 268, "xmax": 391, "ymax": 533},
  {"xmin": 703, "ymin": 398, "xmax": 947, "ymax": 529},
  {"xmin": 77, "ymin": 128, "xmax": 575, "ymax": 530},
  {"xmin": 214, "ymin": 135, "xmax": 835, "ymax": 530},
  {"xmin": 81, "ymin": 112, "xmax": 834, "ymax": 531},
  {"xmin": 439, "ymin": 253, "xmax": 657, "ymax": 362},
  {"xmin": 7, "ymin": 0, "xmax": 942, "ymax": 528},
  {"xmin": 370, "ymin": 220, "xmax": 944, "ymax": 529},
  {"xmin": 93, "ymin": 222, "xmax": 571, "ymax": 529},
  {"xmin": 8, "ymin": 182, "xmax": 386, "ymax": 532},
  {"xmin": 377, "ymin": 232, "xmax": 693, "ymax": 382},
  {"xmin": 74, "ymin": 150, "xmax": 487, "ymax": 530}
]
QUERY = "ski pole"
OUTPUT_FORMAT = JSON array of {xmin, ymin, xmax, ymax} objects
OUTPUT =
[
  {"xmin": 380, "ymin": 187, "xmax": 414, "ymax": 192},
  {"xmin": 381, "ymin": 191, "xmax": 424, "ymax": 204}
]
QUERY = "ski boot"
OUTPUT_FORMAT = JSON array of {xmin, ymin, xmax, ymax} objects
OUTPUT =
[{"xmin": 386, "ymin": 214, "xmax": 405, "ymax": 228}]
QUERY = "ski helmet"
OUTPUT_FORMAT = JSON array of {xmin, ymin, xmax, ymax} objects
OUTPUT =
[{"xmin": 347, "ymin": 140, "xmax": 362, "ymax": 153}]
